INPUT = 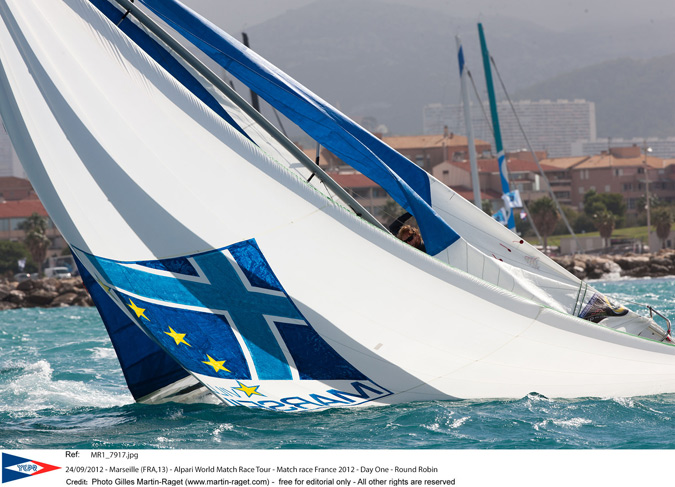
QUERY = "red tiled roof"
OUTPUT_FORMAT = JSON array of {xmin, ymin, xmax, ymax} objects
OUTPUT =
[
  {"xmin": 382, "ymin": 134, "xmax": 490, "ymax": 150},
  {"xmin": 574, "ymin": 154, "xmax": 668, "ymax": 169},
  {"xmin": 329, "ymin": 172, "xmax": 378, "ymax": 188},
  {"xmin": 450, "ymin": 158, "xmax": 558, "ymax": 173},
  {"xmin": 0, "ymin": 199, "xmax": 48, "ymax": 218},
  {"xmin": 451, "ymin": 185, "xmax": 500, "ymax": 201}
]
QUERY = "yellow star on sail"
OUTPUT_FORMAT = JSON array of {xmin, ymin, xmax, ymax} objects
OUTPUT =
[
  {"xmin": 127, "ymin": 299, "xmax": 149, "ymax": 321},
  {"xmin": 164, "ymin": 327, "xmax": 191, "ymax": 347},
  {"xmin": 233, "ymin": 381, "xmax": 263, "ymax": 398},
  {"xmin": 202, "ymin": 355, "xmax": 230, "ymax": 373}
]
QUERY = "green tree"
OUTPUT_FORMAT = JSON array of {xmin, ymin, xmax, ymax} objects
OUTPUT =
[
  {"xmin": 0, "ymin": 241, "xmax": 34, "ymax": 276},
  {"xmin": 583, "ymin": 190, "xmax": 627, "ymax": 227},
  {"xmin": 529, "ymin": 197, "xmax": 559, "ymax": 253},
  {"xmin": 652, "ymin": 207, "xmax": 673, "ymax": 250},
  {"xmin": 19, "ymin": 212, "xmax": 51, "ymax": 275},
  {"xmin": 593, "ymin": 209, "xmax": 616, "ymax": 248}
]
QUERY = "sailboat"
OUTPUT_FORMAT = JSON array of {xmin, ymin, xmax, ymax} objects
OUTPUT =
[{"xmin": 0, "ymin": 0, "xmax": 674, "ymax": 412}]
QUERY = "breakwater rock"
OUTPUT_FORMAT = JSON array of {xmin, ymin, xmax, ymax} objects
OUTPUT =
[
  {"xmin": 551, "ymin": 249, "xmax": 675, "ymax": 280},
  {"xmin": 0, "ymin": 277, "xmax": 93, "ymax": 311}
]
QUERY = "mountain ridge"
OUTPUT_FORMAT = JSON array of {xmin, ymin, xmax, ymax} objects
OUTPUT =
[{"xmin": 234, "ymin": 0, "xmax": 675, "ymax": 139}]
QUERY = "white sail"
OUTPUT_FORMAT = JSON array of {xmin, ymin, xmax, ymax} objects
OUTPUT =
[{"xmin": 0, "ymin": 0, "xmax": 674, "ymax": 412}]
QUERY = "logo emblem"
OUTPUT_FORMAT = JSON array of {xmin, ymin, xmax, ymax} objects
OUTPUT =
[{"xmin": 2, "ymin": 453, "xmax": 60, "ymax": 484}]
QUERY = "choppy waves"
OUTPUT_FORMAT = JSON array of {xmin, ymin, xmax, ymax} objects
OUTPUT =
[{"xmin": 2, "ymin": 282, "xmax": 675, "ymax": 449}]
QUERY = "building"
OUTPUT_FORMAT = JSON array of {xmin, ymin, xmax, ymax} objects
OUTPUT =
[
  {"xmin": 379, "ymin": 132, "xmax": 492, "ymax": 172},
  {"xmin": 0, "ymin": 125, "xmax": 25, "ymax": 178},
  {"xmin": 537, "ymin": 156, "xmax": 590, "ymax": 207},
  {"xmin": 539, "ymin": 146, "xmax": 675, "ymax": 213},
  {"xmin": 432, "ymin": 156, "xmax": 557, "ymax": 209},
  {"xmin": 0, "ymin": 176, "xmax": 39, "ymax": 201},
  {"xmin": 572, "ymin": 137, "xmax": 675, "ymax": 159},
  {"xmin": 319, "ymin": 132, "xmax": 492, "ymax": 173},
  {"xmin": 0, "ymin": 177, "xmax": 67, "ymax": 263},
  {"xmin": 424, "ymin": 99, "xmax": 596, "ymax": 158},
  {"xmin": 0, "ymin": 199, "xmax": 66, "ymax": 259},
  {"xmin": 329, "ymin": 172, "xmax": 393, "ymax": 222}
]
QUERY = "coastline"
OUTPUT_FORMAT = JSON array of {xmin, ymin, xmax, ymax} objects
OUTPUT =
[
  {"xmin": 1, "ymin": 250, "xmax": 673, "ymax": 310},
  {"xmin": 551, "ymin": 249, "xmax": 675, "ymax": 280},
  {"xmin": 0, "ymin": 276, "xmax": 92, "ymax": 310}
]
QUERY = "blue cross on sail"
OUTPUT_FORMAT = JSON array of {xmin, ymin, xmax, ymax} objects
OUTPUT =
[{"xmin": 75, "ymin": 239, "xmax": 368, "ymax": 383}]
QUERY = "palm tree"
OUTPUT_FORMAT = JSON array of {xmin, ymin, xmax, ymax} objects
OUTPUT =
[
  {"xmin": 652, "ymin": 207, "xmax": 673, "ymax": 250},
  {"xmin": 593, "ymin": 209, "xmax": 615, "ymax": 248},
  {"xmin": 529, "ymin": 197, "xmax": 559, "ymax": 253},
  {"xmin": 19, "ymin": 212, "xmax": 51, "ymax": 276}
]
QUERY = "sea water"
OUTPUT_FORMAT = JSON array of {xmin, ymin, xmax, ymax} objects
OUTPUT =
[{"xmin": 2, "ymin": 278, "xmax": 675, "ymax": 450}]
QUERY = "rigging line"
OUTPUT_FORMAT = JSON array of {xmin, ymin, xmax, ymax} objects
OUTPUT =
[
  {"xmin": 572, "ymin": 281, "xmax": 585, "ymax": 316},
  {"xmin": 272, "ymin": 107, "xmax": 287, "ymax": 137},
  {"xmin": 466, "ymin": 70, "xmax": 493, "ymax": 141},
  {"xmin": 489, "ymin": 55, "xmax": 581, "ymax": 251},
  {"xmin": 109, "ymin": 0, "xmax": 386, "ymax": 233},
  {"xmin": 467, "ymin": 70, "xmax": 542, "ymax": 244}
]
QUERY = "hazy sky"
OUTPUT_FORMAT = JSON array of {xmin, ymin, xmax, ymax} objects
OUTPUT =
[{"xmin": 181, "ymin": 0, "xmax": 675, "ymax": 34}]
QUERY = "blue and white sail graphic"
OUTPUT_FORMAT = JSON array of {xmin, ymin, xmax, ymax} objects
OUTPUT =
[
  {"xmin": 76, "ymin": 240, "xmax": 370, "ymax": 383},
  {"xmin": 130, "ymin": 0, "xmax": 460, "ymax": 255}
]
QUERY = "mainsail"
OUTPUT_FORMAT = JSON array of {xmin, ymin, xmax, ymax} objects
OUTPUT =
[{"xmin": 0, "ymin": 0, "xmax": 674, "ymax": 411}]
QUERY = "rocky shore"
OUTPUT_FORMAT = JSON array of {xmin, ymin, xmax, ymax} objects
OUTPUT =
[
  {"xmin": 0, "ymin": 277, "xmax": 93, "ymax": 311},
  {"xmin": 551, "ymin": 249, "xmax": 675, "ymax": 280},
  {"xmin": 1, "ymin": 250, "xmax": 673, "ymax": 310}
]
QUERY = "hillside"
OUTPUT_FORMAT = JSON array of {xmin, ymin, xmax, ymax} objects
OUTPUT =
[
  {"xmin": 513, "ymin": 55, "xmax": 675, "ymax": 139},
  {"xmin": 228, "ymin": 0, "xmax": 675, "ymax": 137}
]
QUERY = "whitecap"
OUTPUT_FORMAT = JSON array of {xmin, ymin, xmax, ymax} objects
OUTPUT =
[
  {"xmin": 90, "ymin": 347, "xmax": 116, "ymax": 359},
  {"xmin": 0, "ymin": 359, "xmax": 132, "ymax": 414},
  {"xmin": 551, "ymin": 417, "xmax": 592, "ymax": 428}
]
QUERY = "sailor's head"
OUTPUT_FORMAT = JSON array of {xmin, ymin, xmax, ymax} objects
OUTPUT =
[{"xmin": 397, "ymin": 225, "xmax": 423, "ymax": 250}]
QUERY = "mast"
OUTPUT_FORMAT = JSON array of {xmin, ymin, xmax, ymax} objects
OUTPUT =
[
  {"xmin": 478, "ymin": 23, "xmax": 515, "ymax": 231},
  {"xmin": 109, "ymin": 0, "xmax": 386, "ymax": 233},
  {"xmin": 455, "ymin": 36, "xmax": 481, "ymax": 208}
]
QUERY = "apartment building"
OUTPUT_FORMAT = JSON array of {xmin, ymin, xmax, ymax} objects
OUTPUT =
[
  {"xmin": 432, "ymin": 156, "xmax": 558, "ymax": 209},
  {"xmin": 0, "ymin": 199, "xmax": 65, "ymax": 258},
  {"xmin": 558, "ymin": 146, "xmax": 675, "ymax": 213},
  {"xmin": 329, "ymin": 172, "xmax": 392, "ymax": 222},
  {"xmin": 0, "ymin": 125, "xmax": 25, "ymax": 178},
  {"xmin": 319, "ymin": 132, "xmax": 492, "ymax": 173},
  {"xmin": 425, "ymin": 99, "xmax": 596, "ymax": 158},
  {"xmin": 0, "ymin": 177, "xmax": 66, "ymax": 260},
  {"xmin": 572, "ymin": 137, "xmax": 675, "ymax": 159}
]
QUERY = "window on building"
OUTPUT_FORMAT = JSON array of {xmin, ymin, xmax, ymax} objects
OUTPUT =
[
  {"xmin": 614, "ymin": 169, "xmax": 623, "ymax": 176},
  {"xmin": 637, "ymin": 167, "xmax": 645, "ymax": 174},
  {"xmin": 350, "ymin": 188, "xmax": 371, "ymax": 199},
  {"xmin": 578, "ymin": 186, "xmax": 585, "ymax": 194},
  {"xmin": 605, "ymin": 185, "xmax": 610, "ymax": 192},
  {"xmin": 623, "ymin": 183, "xmax": 632, "ymax": 191},
  {"xmin": 10, "ymin": 218, "xmax": 26, "ymax": 231},
  {"xmin": 415, "ymin": 155, "xmax": 425, "ymax": 167}
]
